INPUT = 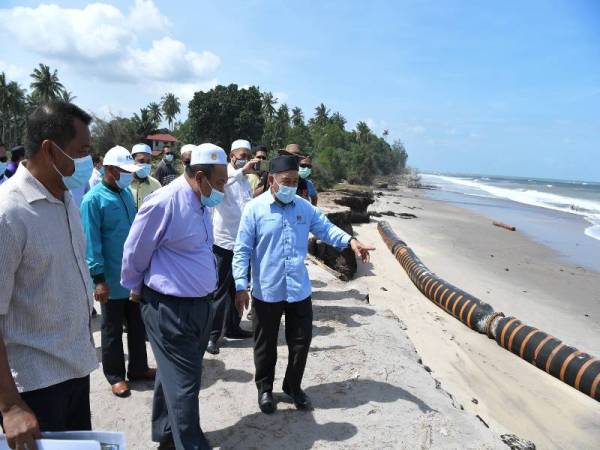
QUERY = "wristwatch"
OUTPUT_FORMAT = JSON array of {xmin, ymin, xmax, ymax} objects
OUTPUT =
[{"xmin": 348, "ymin": 237, "xmax": 357, "ymax": 247}]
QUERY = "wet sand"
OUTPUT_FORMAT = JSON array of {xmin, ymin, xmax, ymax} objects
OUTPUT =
[{"xmin": 354, "ymin": 186, "xmax": 600, "ymax": 449}]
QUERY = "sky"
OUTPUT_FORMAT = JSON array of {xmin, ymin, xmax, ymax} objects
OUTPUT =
[{"xmin": 1, "ymin": 0, "xmax": 599, "ymax": 181}]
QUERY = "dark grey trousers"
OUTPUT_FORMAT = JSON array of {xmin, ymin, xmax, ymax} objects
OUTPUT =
[
  {"xmin": 141, "ymin": 286, "xmax": 214, "ymax": 450},
  {"xmin": 210, "ymin": 245, "xmax": 242, "ymax": 341}
]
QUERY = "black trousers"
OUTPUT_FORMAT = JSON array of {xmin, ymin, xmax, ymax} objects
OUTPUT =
[
  {"xmin": 253, "ymin": 297, "xmax": 313, "ymax": 395},
  {"xmin": 0, "ymin": 376, "xmax": 91, "ymax": 432},
  {"xmin": 141, "ymin": 286, "xmax": 213, "ymax": 450},
  {"xmin": 210, "ymin": 245, "xmax": 242, "ymax": 341},
  {"xmin": 101, "ymin": 299, "xmax": 149, "ymax": 385}
]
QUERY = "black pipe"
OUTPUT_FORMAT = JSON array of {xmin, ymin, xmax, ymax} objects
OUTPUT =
[{"xmin": 377, "ymin": 220, "xmax": 600, "ymax": 402}]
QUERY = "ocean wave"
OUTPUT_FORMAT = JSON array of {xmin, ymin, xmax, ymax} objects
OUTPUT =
[{"xmin": 426, "ymin": 175, "xmax": 600, "ymax": 242}]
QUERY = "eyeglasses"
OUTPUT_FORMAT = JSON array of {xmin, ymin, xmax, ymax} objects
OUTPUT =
[{"xmin": 299, "ymin": 164, "xmax": 312, "ymax": 168}]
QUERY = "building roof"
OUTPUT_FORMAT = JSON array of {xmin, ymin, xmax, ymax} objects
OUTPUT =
[{"xmin": 146, "ymin": 133, "xmax": 178, "ymax": 142}]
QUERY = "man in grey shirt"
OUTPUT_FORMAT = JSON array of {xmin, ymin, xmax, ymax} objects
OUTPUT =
[{"xmin": 0, "ymin": 102, "xmax": 98, "ymax": 449}]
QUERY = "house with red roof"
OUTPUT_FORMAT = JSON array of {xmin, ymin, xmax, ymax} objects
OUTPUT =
[{"xmin": 146, "ymin": 133, "xmax": 179, "ymax": 156}]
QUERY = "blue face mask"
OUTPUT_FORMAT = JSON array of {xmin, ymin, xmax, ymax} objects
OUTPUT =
[
  {"xmin": 136, "ymin": 164, "xmax": 151, "ymax": 178},
  {"xmin": 116, "ymin": 172, "xmax": 134, "ymax": 190},
  {"xmin": 274, "ymin": 178, "xmax": 297, "ymax": 204},
  {"xmin": 51, "ymin": 143, "xmax": 94, "ymax": 190},
  {"xmin": 0, "ymin": 162, "xmax": 6, "ymax": 177},
  {"xmin": 165, "ymin": 154, "xmax": 174, "ymax": 162},
  {"xmin": 201, "ymin": 179, "xmax": 224, "ymax": 207},
  {"xmin": 298, "ymin": 167, "xmax": 311, "ymax": 179}
]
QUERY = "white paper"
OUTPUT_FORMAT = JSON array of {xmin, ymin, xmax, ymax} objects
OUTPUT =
[{"xmin": 1, "ymin": 431, "xmax": 125, "ymax": 450}]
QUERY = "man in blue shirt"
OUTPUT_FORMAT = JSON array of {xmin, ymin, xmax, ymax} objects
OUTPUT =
[
  {"xmin": 233, "ymin": 155, "xmax": 374, "ymax": 414},
  {"xmin": 81, "ymin": 146, "xmax": 155, "ymax": 398}
]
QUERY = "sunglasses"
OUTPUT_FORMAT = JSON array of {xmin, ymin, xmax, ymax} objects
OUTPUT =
[
  {"xmin": 299, "ymin": 164, "xmax": 312, "ymax": 169},
  {"xmin": 0, "ymin": 157, "xmax": 7, "ymax": 163}
]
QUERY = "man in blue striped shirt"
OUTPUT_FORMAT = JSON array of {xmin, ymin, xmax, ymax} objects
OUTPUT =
[{"xmin": 233, "ymin": 155, "xmax": 373, "ymax": 414}]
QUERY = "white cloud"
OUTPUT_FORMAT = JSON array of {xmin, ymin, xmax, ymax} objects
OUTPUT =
[
  {"xmin": 0, "ymin": 1, "xmax": 220, "ymax": 86},
  {"xmin": 0, "ymin": 60, "xmax": 28, "ymax": 85},
  {"xmin": 128, "ymin": 0, "xmax": 171, "ymax": 33}
]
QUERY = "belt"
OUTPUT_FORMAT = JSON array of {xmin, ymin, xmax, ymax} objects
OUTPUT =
[{"xmin": 142, "ymin": 285, "xmax": 213, "ymax": 302}]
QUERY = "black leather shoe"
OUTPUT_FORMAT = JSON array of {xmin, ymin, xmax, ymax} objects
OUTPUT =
[
  {"xmin": 206, "ymin": 340, "xmax": 219, "ymax": 355},
  {"xmin": 258, "ymin": 392, "xmax": 276, "ymax": 414},
  {"xmin": 283, "ymin": 387, "xmax": 312, "ymax": 410},
  {"xmin": 225, "ymin": 328, "xmax": 253, "ymax": 339}
]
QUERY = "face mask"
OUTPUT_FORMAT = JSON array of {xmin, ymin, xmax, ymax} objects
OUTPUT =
[
  {"xmin": 51, "ymin": 143, "xmax": 94, "ymax": 190},
  {"xmin": 234, "ymin": 159, "xmax": 247, "ymax": 170},
  {"xmin": 165, "ymin": 154, "xmax": 174, "ymax": 162},
  {"xmin": 116, "ymin": 172, "xmax": 133, "ymax": 190},
  {"xmin": 0, "ymin": 162, "xmax": 6, "ymax": 177},
  {"xmin": 299, "ymin": 167, "xmax": 311, "ymax": 179},
  {"xmin": 99, "ymin": 166, "xmax": 105, "ymax": 176},
  {"xmin": 274, "ymin": 178, "xmax": 297, "ymax": 204},
  {"xmin": 200, "ymin": 179, "xmax": 225, "ymax": 207},
  {"xmin": 136, "ymin": 164, "xmax": 151, "ymax": 179}
]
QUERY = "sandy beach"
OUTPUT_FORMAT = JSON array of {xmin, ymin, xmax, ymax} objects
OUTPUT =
[
  {"xmin": 355, "ymin": 186, "xmax": 600, "ymax": 449},
  {"xmin": 89, "ymin": 259, "xmax": 511, "ymax": 449}
]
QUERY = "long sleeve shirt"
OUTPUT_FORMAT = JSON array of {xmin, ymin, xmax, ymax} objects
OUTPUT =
[
  {"xmin": 233, "ymin": 191, "xmax": 351, "ymax": 303},
  {"xmin": 212, "ymin": 164, "xmax": 253, "ymax": 251},
  {"xmin": 80, "ymin": 181, "xmax": 136, "ymax": 300},
  {"xmin": 0, "ymin": 166, "xmax": 97, "ymax": 392},
  {"xmin": 121, "ymin": 176, "xmax": 217, "ymax": 298}
]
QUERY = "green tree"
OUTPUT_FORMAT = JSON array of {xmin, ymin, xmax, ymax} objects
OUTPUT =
[
  {"xmin": 311, "ymin": 103, "xmax": 330, "ymax": 128},
  {"xmin": 30, "ymin": 64, "xmax": 64, "ymax": 103},
  {"xmin": 59, "ymin": 90, "xmax": 77, "ymax": 102},
  {"xmin": 147, "ymin": 102, "xmax": 163, "ymax": 125},
  {"xmin": 188, "ymin": 84, "xmax": 264, "ymax": 149},
  {"xmin": 291, "ymin": 106, "xmax": 304, "ymax": 127},
  {"xmin": 0, "ymin": 74, "xmax": 27, "ymax": 146},
  {"xmin": 132, "ymin": 108, "xmax": 158, "ymax": 141},
  {"xmin": 161, "ymin": 93, "xmax": 181, "ymax": 130},
  {"xmin": 261, "ymin": 92, "xmax": 277, "ymax": 119},
  {"xmin": 330, "ymin": 112, "xmax": 346, "ymax": 129},
  {"xmin": 91, "ymin": 115, "xmax": 138, "ymax": 154}
]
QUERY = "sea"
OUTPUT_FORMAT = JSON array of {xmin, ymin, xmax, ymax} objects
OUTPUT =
[{"xmin": 421, "ymin": 173, "xmax": 600, "ymax": 272}]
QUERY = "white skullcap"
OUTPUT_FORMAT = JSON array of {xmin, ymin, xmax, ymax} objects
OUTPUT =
[
  {"xmin": 103, "ymin": 146, "xmax": 140, "ymax": 173},
  {"xmin": 231, "ymin": 139, "xmax": 251, "ymax": 152},
  {"xmin": 131, "ymin": 143, "xmax": 151, "ymax": 155},
  {"xmin": 180, "ymin": 144, "xmax": 196, "ymax": 155},
  {"xmin": 191, "ymin": 143, "xmax": 227, "ymax": 166}
]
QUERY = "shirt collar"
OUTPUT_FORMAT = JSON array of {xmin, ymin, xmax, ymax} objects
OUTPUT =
[
  {"xmin": 17, "ymin": 164, "xmax": 63, "ymax": 205},
  {"xmin": 102, "ymin": 180, "xmax": 122, "ymax": 193}
]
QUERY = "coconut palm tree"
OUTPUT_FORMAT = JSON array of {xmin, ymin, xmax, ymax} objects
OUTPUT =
[
  {"xmin": 30, "ymin": 64, "xmax": 64, "ymax": 103},
  {"xmin": 261, "ymin": 92, "xmax": 277, "ymax": 119},
  {"xmin": 291, "ymin": 106, "xmax": 304, "ymax": 127},
  {"xmin": 314, "ymin": 103, "xmax": 330, "ymax": 128},
  {"xmin": 330, "ymin": 111, "xmax": 347, "ymax": 129},
  {"xmin": 161, "ymin": 93, "xmax": 180, "ymax": 130},
  {"xmin": 59, "ymin": 90, "xmax": 77, "ymax": 102},
  {"xmin": 355, "ymin": 121, "xmax": 371, "ymax": 144},
  {"xmin": 132, "ymin": 108, "xmax": 158, "ymax": 141},
  {"xmin": 147, "ymin": 102, "xmax": 163, "ymax": 125}
]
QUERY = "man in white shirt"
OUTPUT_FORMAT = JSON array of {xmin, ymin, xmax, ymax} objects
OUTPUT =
[{"xmin": 208, "ymin": 139, "xmax": 259, "ymax": 354}]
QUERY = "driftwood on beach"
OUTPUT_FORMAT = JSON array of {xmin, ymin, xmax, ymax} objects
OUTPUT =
[{"xmin": 493, "ymin": 221, "xmax": 517, "ymax": 231}]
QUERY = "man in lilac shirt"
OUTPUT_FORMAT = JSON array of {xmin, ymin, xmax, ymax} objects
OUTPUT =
[{"xmin": 121, "ymin": 143, "xmax": 228, "ymax": 450}]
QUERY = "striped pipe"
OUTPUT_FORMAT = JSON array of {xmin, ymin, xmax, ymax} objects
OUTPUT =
[
  {"xmin": 377, "ymin": 220, "xmax": 600, "ymax": 402},
  {"xmin": 496, "ymin": 317, "xmax": 600, "ymax": 401},
  {"xmin": 377, "ymin": 220, "xmax": 496, "ymax": 334}
]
